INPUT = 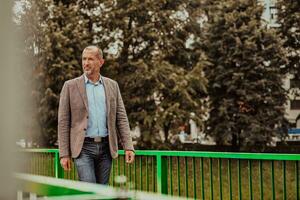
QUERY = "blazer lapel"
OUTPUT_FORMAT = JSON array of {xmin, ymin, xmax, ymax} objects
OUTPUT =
[{"xmin": 76, "ymin": 75, "xmax": 88, "ymax": 111}]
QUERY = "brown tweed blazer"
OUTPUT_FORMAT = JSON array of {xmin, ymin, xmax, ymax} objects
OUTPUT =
[{"xmin": 58, "ymin": 75, "xmax": 134, "ymax": 159}]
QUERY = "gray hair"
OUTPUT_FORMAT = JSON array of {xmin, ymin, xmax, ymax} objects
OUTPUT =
[{"xmin": 83, "ymin": 45, "xmax": 103, "ymax": 59}]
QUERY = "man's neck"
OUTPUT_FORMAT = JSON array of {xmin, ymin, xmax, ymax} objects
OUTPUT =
[{"xmin": 87, "ymin": 73, "xmax": 100, "ymax": 83}]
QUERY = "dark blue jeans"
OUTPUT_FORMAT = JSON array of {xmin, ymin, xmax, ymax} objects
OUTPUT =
[{"xmin": 74, "ymin": 139, "xmax": 112, "ymax": 184}]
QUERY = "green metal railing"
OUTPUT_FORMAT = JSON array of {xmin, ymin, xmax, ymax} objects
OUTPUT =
[{"xmin": 22, "ymin": 149, "xmax": 300, "ymax": 200}]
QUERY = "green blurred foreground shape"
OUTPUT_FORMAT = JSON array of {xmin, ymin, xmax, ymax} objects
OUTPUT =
[
  {"xmin": 16, "ymin": 173, "xmax": 189, "ymax": 200},
  {"xmin": 22, "ymin": 149, "xmax": 300, "ymax": 200}
]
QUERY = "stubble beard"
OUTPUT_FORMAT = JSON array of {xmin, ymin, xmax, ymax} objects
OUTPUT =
[
  {"xmin": 84, "ymin": 70, "xmax": 91, "ymax": 76},
  {"xmin": 83, "ymin": 68, "xmax": 92, "ymax": 76}
]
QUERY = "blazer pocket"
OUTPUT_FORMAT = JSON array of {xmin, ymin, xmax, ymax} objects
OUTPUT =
[{"xmin": 71, "ymin": 103, "xmax": 85, "ymax": 110}]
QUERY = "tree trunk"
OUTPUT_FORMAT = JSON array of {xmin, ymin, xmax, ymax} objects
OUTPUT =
[
  {"xmin": 163, "ymin": 124, "xmax": 170, "ymax": 142},
  {"xmin": 231, "ymin": 134, "xmax": 239, "ymax": 152}
]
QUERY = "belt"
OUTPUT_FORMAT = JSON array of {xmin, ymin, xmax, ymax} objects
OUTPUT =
[{"xmin": 84, "ymin": 136, "xmax": 108, "ymax": 143}]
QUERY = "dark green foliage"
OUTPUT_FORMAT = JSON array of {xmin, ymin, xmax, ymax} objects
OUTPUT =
[
  {"xmin": 96, "ymin": 0, "xmax": 208, "ymax": 143},
  {"xmin": 277, "ymin": 0, "xmax": 300, "ymax": 79},
  {"xmin": 19, "ymin": 0, "xmax": 289, "ymax": 149},
  {"xmin": 19, "ymin": 0, "xmax": 208, "ymax": 146},
  {"xmin": 20, "ymin": 0, "xmax": 91, "ymax": 145},
  {"xmin": 204, "ymin": 0, "xmax": 288, "ymax": 150}
]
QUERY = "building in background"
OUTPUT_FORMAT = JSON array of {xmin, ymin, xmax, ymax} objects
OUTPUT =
[
  {"xmin": 261, "ymin": 0, "xmax": 300, "ymax": 128},
  {"xmin": 261, "ymin": 0, "xmax": 300, "ymax": 143},
  {"xmin": 260, "ymin": 0, "xmax": 279, "ymax": 28}
]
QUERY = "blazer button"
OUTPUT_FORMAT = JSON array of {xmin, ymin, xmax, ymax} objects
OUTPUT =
[
  {"xmin": 86, "ymin": 116, "xmax": 89, "ymax": 119},
  {"xmin": 83, "ymin": 128, "xmax": 87, "ymax": 131}
]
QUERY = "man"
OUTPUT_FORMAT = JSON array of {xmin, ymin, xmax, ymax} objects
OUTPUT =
[{"xmin": 58, "ymin": 45, "xmax": 135, "ymax": 184}]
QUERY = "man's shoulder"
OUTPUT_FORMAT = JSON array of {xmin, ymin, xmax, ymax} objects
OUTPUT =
[
  {"xmin": 64, "ymin": 75, "xmax": 83, "ymax": 85},
  {"xmin": 102, "ymin": 76, "xmax": 117, "ymax": 85}
]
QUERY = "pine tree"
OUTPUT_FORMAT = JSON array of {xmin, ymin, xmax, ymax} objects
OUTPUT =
[
  {"xmin": 19, "ymin": 0, "xmax": 91, "ymax": 145},
  {"xmin": 277, "ymin": 0, "xmax": 300, "ymax": 79},
  {"xmin": 204, "ymin": 0, "xmax": 288, "ymax": 150}
]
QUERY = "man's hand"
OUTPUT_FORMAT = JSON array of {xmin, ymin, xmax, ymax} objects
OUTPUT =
[
  {"xmin": 125, "ymin": 150, "xmax": 135, "ymax": 164},
  {"xmin": 60, "ymin": 157, "xmax": 71, "ymax": 171}
]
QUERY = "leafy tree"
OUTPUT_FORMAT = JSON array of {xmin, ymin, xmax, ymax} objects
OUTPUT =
[
  {"xmin": 204, "ymin": 0, "xmax": 288, "ymax": 150},
  {"xmin": 19, "ymin": 0, "xmax": 208, "ymax": 146},
  {"xmin": 86, "ymin": 0, "xmax": 208, "ymax": 143}
]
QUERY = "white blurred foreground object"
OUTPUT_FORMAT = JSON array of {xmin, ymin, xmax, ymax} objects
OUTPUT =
[{"xmin": 0, "ymin": 1, "xmax": 26, "ymax": 199}]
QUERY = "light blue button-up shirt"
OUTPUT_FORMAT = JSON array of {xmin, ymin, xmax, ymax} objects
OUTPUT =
[{"xmin": 84, "ymin": 74, "xmax": 108, "ymax": 137}]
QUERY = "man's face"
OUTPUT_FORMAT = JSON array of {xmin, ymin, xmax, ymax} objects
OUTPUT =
[{"xmin": 82, "ymin": 49, "xmax": 104, "ymax": 76}]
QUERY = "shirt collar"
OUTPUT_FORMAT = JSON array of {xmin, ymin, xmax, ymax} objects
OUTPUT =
[{"xmin": 84, "ymin": 73, "xmax": 102, "ymax": 85}]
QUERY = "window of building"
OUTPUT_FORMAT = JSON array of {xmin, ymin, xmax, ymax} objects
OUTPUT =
[
  {"xmin": 270, "ymin": 6, "xmax": 277, "ymax": 22},
  {"xmin": 290, "ymin": 78, "xmax": 300, "ymax": 88},
  {"xmin": 291, "ymin": 100, "xmax": 300, "ymax": 110},
  {"xmin": 290, "ymin": 122, "xmax": 296, "ymax": 128}
]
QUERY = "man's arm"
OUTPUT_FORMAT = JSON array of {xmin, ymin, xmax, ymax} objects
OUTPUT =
[
  {"xmin": 58, "ymin": 82, "xmax": 71, "ymax": 159},
  {"xmin": 115, "ymin": 82, "xmax": 134, "ymax": 153}
]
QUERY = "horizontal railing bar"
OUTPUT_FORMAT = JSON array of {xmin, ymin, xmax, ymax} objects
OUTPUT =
[
  {"xmin": 22, "ymin": 149, "xmax": 59, "ymax": 153},
  {"xmin": 23, "ymin": 149, "xmax": 300, "ymax": 160},
  {"xmin": 118, "ymin": 151, "xmax": 300, "ymax": 160}
]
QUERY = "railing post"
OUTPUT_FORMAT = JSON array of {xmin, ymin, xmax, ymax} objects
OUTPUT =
[
  {"xmin": 156, "ymin": 155, "xmax": 168, "ymax": 194},
  {"xmin": 54, "ymin": 152, "xmax": 64, "ymax": 178}
]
